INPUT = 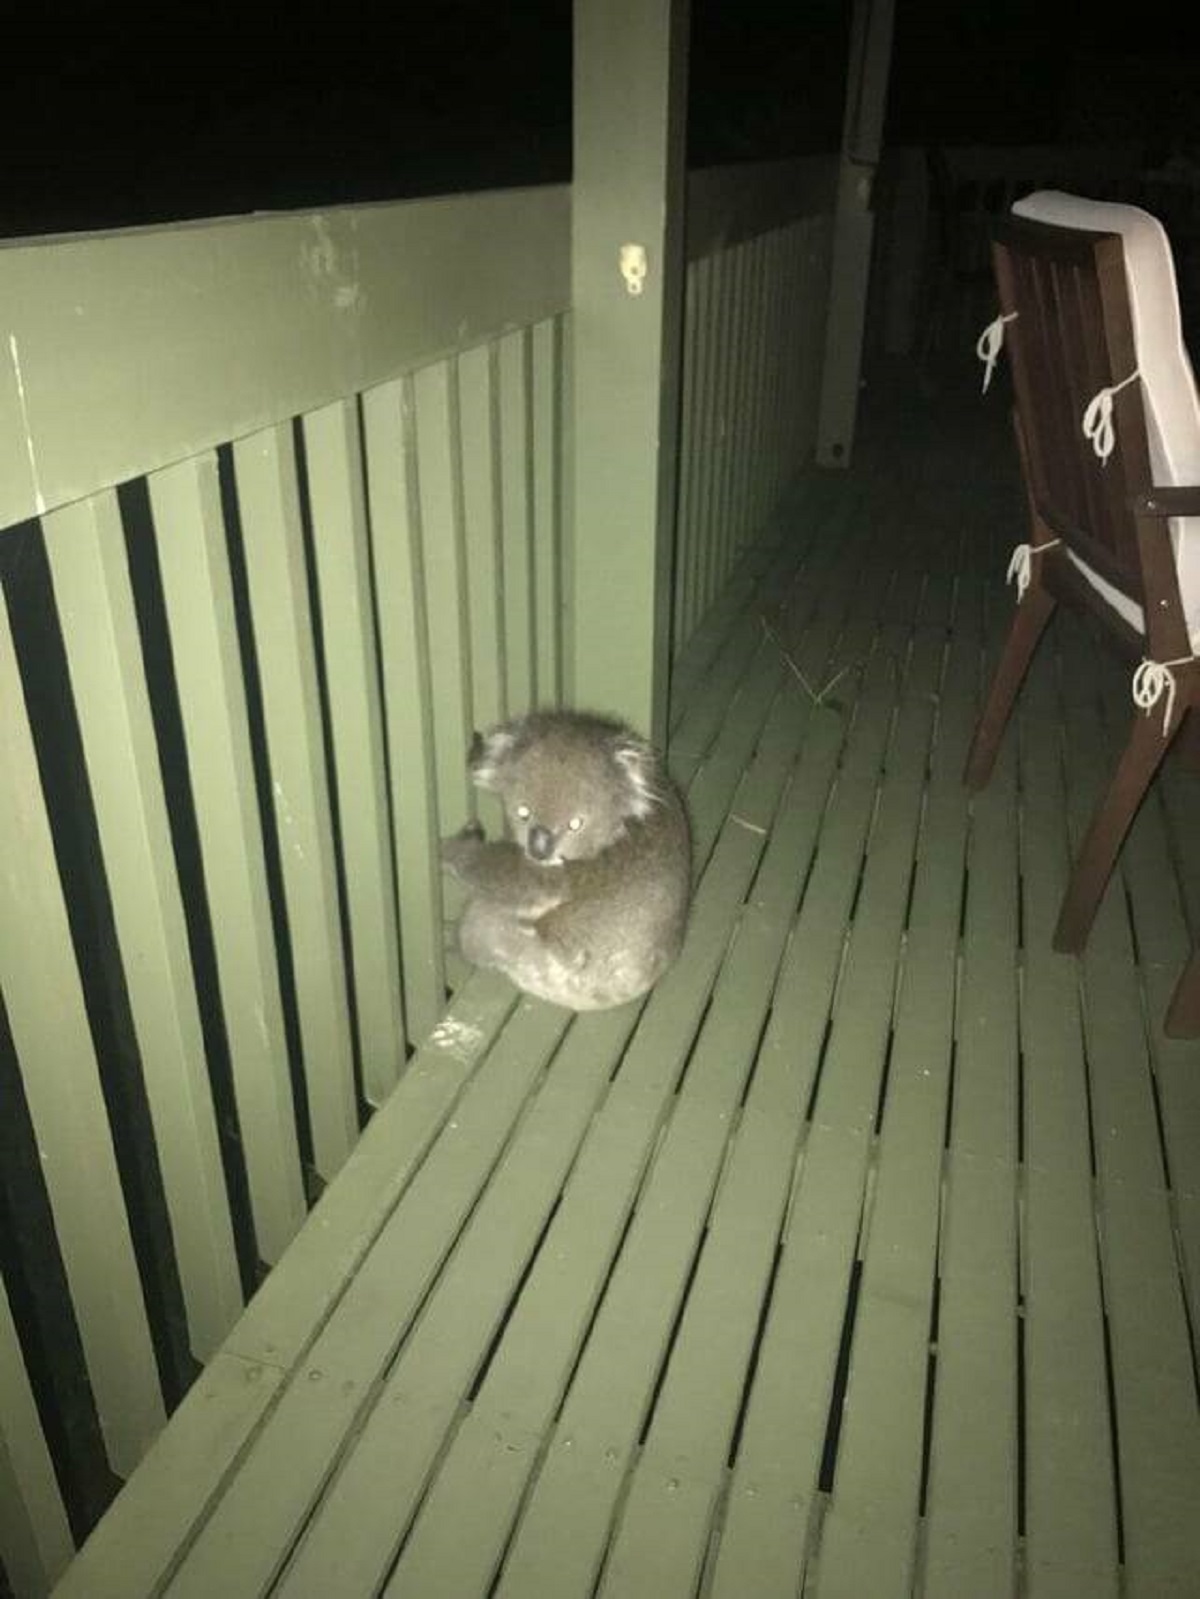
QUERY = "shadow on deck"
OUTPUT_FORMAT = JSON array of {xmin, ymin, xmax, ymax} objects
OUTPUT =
[{"xmin": 61, "ymin": 363, "xmax": 1200, "ymax": 1599}]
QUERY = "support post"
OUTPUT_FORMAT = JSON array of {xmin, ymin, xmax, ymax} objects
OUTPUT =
[
  {"xmin": 570, "ymin": 0, "xmax": 690, "ymax": 744},
  {"xmin": 815, "ymin": 0, "xmax": 896, "ymax": 467}
]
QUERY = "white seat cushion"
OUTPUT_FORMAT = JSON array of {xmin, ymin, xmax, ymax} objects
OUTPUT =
[{"xmin": 1012, "ymin": 191, "xmax": 1200, "ymax": 649}]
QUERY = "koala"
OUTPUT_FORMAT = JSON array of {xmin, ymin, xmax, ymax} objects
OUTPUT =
[{"xmin": 440, "ymin": 710, "xmax": 692, "ymax": 1011}]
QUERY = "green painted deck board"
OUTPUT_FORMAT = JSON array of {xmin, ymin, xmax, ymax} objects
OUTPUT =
[
  {"xmin": 54, "ymin": 382, "xmax": 1200, "ymax": 1599},
  {"xmin": 668, "ymin": 607, "xmax": 779, "ymax": 789},
  {"xmin": 501, "ymin": 690, "xmax": 867, "ymax": 1599},
  {"xmin": 386, "ymin": 594, "xmax": 882, "ymax": 1599},
  {"xmin": 1017, "ymin": 643, "xmax": 1119, "ymax": 1597},
  {"xmin": 374, "ymin": 630, "xmax": 838, "ymax": 1592},
  {"xmin": 814, "ymin": 622, "xmax": 980, "ymax": 1598},
  {"xmin": 596, "ymin": 701, "xmax": 880, "ymax": 1599},
  {"xmin": 387, "ymin": 881, "xmax": 773, "ymax": 1595},
  {"xmin": 707, "ymin": 633, "xmax": 943, "ymax": 1599},
  {"xmin": 53, "ymin": 973, "xmax": 517, "ymax": 1599},
  {"xmin": 167, "ymin": 998, "xmax": 571, "ymax": 1598},
  {"xmin": 480, "ymin": 690, "xmax": 844, "ymax": 1599},
  {"xmin": 922, "ymin": 738, "xmax": 1021, "ymax": 1599},
  {"xmin": 1057, "ymin": 621, "xmax": 1200, "ymax": 1596},
  {"xmin": 275, "ymin": 1007, "xmax": 628, "ymax": 1597},
  {"xmin": 1094, "ymin": 640, "xmax": 1200, "ymax": 1339}
]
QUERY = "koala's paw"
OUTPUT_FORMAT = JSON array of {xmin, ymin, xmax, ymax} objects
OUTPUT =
[
  {"xmin": 536, "ymin": 927, "xmax": 589, "ymax": 970},
  {"xmin": 440, "ymin": 821, "xmax": 486, "ymax": 874}
]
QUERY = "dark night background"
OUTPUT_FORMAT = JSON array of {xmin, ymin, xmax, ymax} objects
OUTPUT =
[{"xmin": 3, "ymin": 0, "xmax": 1198, "ymax": 240}]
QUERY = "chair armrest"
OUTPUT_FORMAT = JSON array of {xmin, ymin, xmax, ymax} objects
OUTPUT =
[{"xmin": 1133, "ymin": 486, "xmax": 1200, "ymax": 517}]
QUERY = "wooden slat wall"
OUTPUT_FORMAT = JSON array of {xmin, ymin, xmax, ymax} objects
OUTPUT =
[
  {"xmin": 0, "ymin": 312, "xmax": 568, "ymax": 1592},
  {"xmin": 152, "ymin": 520, "xmax": 833, "ymax": 1599},
  {"xmin": 0, "ymin": 1275, "xmax": 73, "ymax": 1596},
  {"xmin": 302, "ymin": 398, "xmax": 407, "ymax": 1108},
  {"xmin": 671, "ymin": 215, "xmax": 832, "ymax": 660},
  {"xmin": 149, "ymin": 451, "xmax": 309, "ymax": 1263},
  {"xmin": 1, "ymin": 592, "xmax": 167, "ymax": 1478},
  {"xmin": 40, "ymin": 492, "xmax": 243, "ymax": 1360},
  {"xmin": 51, "ymin": 974, "xmax": 522, "ymax": 1599},
  {"xmin": 0, "ymin": 159, "xmax": 837, "ymax": 1596},
  {"xmin": 233, "ymin": 424, "xmax": 359, "ymax": 1181}
]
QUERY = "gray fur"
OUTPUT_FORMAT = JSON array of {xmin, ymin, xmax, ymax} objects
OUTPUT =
[{"xmin": 441, "ymin": 710, "xmax": 691, "ymax": 1010}]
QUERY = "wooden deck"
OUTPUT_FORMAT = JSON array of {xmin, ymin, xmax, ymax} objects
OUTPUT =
[{"xmin": 58, "ymin": 373, "xmax": 1200, "ymax": 1599}]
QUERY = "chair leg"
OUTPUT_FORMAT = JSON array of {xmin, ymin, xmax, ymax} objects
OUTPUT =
[
  {"xmin": 1173, "ymin": 706, "xmax": 1200, "ymax": 773},
  {"xmin": 964, "ymin": 588, "xmax": 1057, "ymax": 790},
  {"xmin": 1165, "ymin": 947, "xmax": 1200, "ymax": 1038},
  {"xmin": 1053, "ymin": 709, "xmax": 1179, "ymax": 953}
]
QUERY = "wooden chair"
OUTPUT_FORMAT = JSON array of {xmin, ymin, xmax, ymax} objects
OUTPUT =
[
  {"xmin": 964, "ymin": 192, "xmax": 1200, "ymax": 1030},
  {"xmin": 917, "ymin": 147, "xmax": 1000, "ymax": 373}
]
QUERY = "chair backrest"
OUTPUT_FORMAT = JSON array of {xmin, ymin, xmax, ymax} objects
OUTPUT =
[{"xmin": 996, "ymin": 191, "xmax": 1200, "ymax": 644}]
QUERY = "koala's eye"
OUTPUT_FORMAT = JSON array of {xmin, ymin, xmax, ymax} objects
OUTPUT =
[
  {"xmin": 515, "ymin": 804, "xmax": 531, "ymax": 821},
  {"xmin": 567, "ymin": 816, "xmax": 584, "ymax": 832}
]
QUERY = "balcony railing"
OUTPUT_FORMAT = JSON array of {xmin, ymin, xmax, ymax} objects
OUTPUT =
[{"xmin": 0, "ymin": 153, "xmax": 834, "ymax": 1593}]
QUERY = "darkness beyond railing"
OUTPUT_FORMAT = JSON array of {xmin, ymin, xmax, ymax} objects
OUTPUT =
[{"xmin": 867, "ymin": 141, "xmax": 1200, "ymax": 375}]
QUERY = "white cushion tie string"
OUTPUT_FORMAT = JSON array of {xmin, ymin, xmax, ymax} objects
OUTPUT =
[
  {"xmin": 976, "ymin": 312, "xmax": 1018, "ymax": 394},
  {"xmin": 1131, "ymin": 655, "xmax": 1194, "ymax": 735},
  {"xmin": 1006, "ymin": 539, "xmax": 1060, "ymax": 601},
  {"xmin": 1082, "ymin": 370, "xmax": 1141, "ymax": 464}
]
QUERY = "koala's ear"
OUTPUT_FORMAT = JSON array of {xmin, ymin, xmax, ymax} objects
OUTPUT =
[
  {"xmin": 469, "ymin": 723, "xmax": 520, "ymax": 790},
  {"xmin": 611, "ymin": 733, "xmax": 660, "ymax": 819}
]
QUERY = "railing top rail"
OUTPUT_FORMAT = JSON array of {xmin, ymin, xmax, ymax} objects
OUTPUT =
[
  {"xmin": 687, "ymin": 154, "xmax": 837, "ymax": 260},
  {"xmin": 0, "ymin": 183, "xmax": 569, "ymax": 530},
  {"xmin": 0, "ymin": 157, "xmax": 841, "ymax": 531}
]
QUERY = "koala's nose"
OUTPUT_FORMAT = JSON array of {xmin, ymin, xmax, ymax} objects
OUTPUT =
[{"xmin": 526, "ymin": 825, "xmax": 555, "ymax": 861}]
